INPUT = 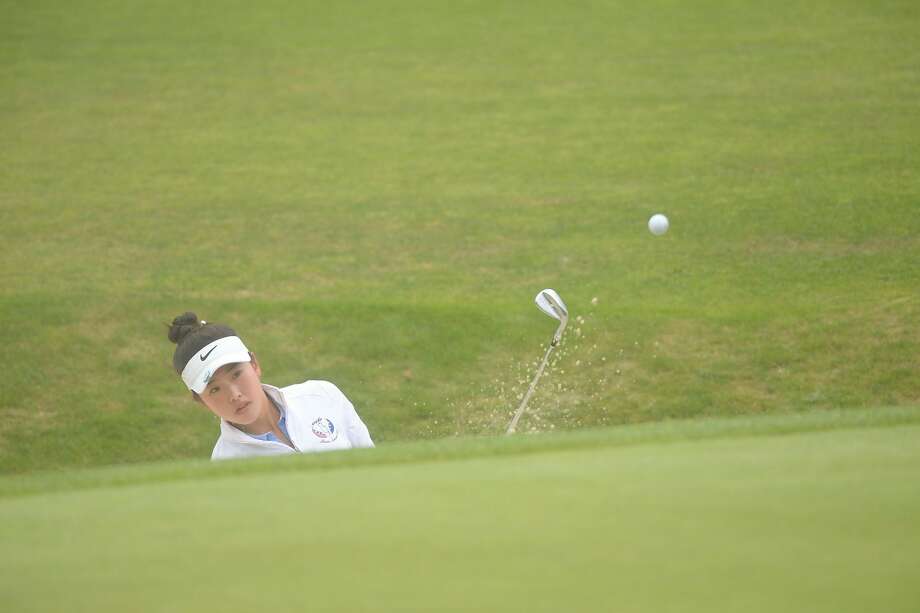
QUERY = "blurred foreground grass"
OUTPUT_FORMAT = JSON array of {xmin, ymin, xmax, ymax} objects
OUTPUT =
[{"xmin": 1, "ymin": 407, "xmax": 919, "ymax": 612}]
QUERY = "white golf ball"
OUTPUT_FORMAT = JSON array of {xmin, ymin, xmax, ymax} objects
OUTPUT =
[{"xmin": 648, "ymin": 214, "xmax": 669, "ymax": 236}]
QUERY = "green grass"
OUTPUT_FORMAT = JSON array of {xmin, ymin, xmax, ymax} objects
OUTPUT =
[
  {"xmin": 2, "ymin": 408, "xmax": 919, "ymax": 612},
  {"xmin": 2, "ymin": 0, "xmax": 919, "ymax": 474}
]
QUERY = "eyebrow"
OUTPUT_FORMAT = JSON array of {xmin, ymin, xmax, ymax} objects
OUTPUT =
[{"xmin": 207, "ymin": 362, "xmax": 246, "ymax": 385}]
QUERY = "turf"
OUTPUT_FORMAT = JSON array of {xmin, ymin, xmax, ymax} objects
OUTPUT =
[
  {"xmin": 2, "ymin": 408, "xmax": 919, "ymax": 612},
  {"xmin": 2, "ymin": 0, "xmax": 919, "ymax": 474}
]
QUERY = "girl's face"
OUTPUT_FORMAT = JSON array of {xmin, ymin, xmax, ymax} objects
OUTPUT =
[{"xmin": 197, "ymin": 356, "xmax": 265, "ymax": 425}]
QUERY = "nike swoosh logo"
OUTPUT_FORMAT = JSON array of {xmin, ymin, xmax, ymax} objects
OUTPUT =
[{"xmin": 200, "ymin": 346, "xmax": 218, "ymax": 361}]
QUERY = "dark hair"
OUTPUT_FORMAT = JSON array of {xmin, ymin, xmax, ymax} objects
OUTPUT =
[{"xmin": 167, "ymin": 312, "xmax": 238, "ymax": 373}]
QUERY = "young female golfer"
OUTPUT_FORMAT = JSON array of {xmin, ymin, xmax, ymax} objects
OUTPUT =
[{"xmin": 168, "ymin": 312, "xmax": 374, "ymax": 460}]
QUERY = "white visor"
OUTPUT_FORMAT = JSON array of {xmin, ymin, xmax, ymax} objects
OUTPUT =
[{"xmin": 181, "ymin": 336, "xmax": 252, "ymax": 394}]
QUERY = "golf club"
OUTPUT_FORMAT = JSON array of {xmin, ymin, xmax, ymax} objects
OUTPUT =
[{"xmin": 506, "ymin": 289, "xmax": 569, "ymax": 435}]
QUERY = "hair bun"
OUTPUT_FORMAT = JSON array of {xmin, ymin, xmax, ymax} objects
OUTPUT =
[{"xmin": 168, "ymin": 312, "xmax": 204, "ymax": 345}]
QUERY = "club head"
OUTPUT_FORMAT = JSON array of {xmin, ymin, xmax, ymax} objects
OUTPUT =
[
  {"xmin": 535, "ymin": 289, "xmax": 568, "ymax": 323},
  {"xmin": 534, "ymin": 289, "xmax": 569, "ymax": 346}
]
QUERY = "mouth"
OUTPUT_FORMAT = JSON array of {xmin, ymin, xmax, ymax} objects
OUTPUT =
[{"xmin": 235, "ymin": 402, "xmax": 251, "ymax": 415}]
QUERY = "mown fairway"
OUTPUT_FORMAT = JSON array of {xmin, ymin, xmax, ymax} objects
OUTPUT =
[
  {"xmin": 2, "ymin": 409, "xmax": 919, "ymax": 612},
  {"xmin": 1, "ymin": 1, "xmax": 918, "ymax": 472}
]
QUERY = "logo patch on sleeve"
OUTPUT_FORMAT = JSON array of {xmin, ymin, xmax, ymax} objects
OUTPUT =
[{"xmin": 311, "ymin": 417, "xmax": 338, "ymax": 443}]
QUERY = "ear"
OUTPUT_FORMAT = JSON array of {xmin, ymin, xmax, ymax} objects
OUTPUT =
[{"xmin": 249, "ymin": 352, "xmax": 262, "ymax": 378}]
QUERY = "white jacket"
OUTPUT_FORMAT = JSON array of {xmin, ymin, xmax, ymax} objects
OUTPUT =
[{"xmin": 211, "ymin": 380, "xmax": 374, "ymax": 460}]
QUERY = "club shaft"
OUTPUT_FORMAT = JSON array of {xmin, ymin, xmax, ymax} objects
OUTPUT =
[{"xmin": 506, "ymin": 341, "xmax": 557, "ymax": 435}]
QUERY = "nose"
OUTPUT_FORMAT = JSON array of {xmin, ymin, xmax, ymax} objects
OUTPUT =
[{"xmin": 229, "ymin": 384, "xmax": 245, "ymax": 403}]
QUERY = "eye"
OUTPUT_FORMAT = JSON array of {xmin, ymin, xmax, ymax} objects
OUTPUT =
[
  {"xmin": 209, "ymin": 386, "xmax": 220, "ymax": 395},
  {"xmin": 232, "ymin": 370, "xmax": 242, "ymax": 379}
]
